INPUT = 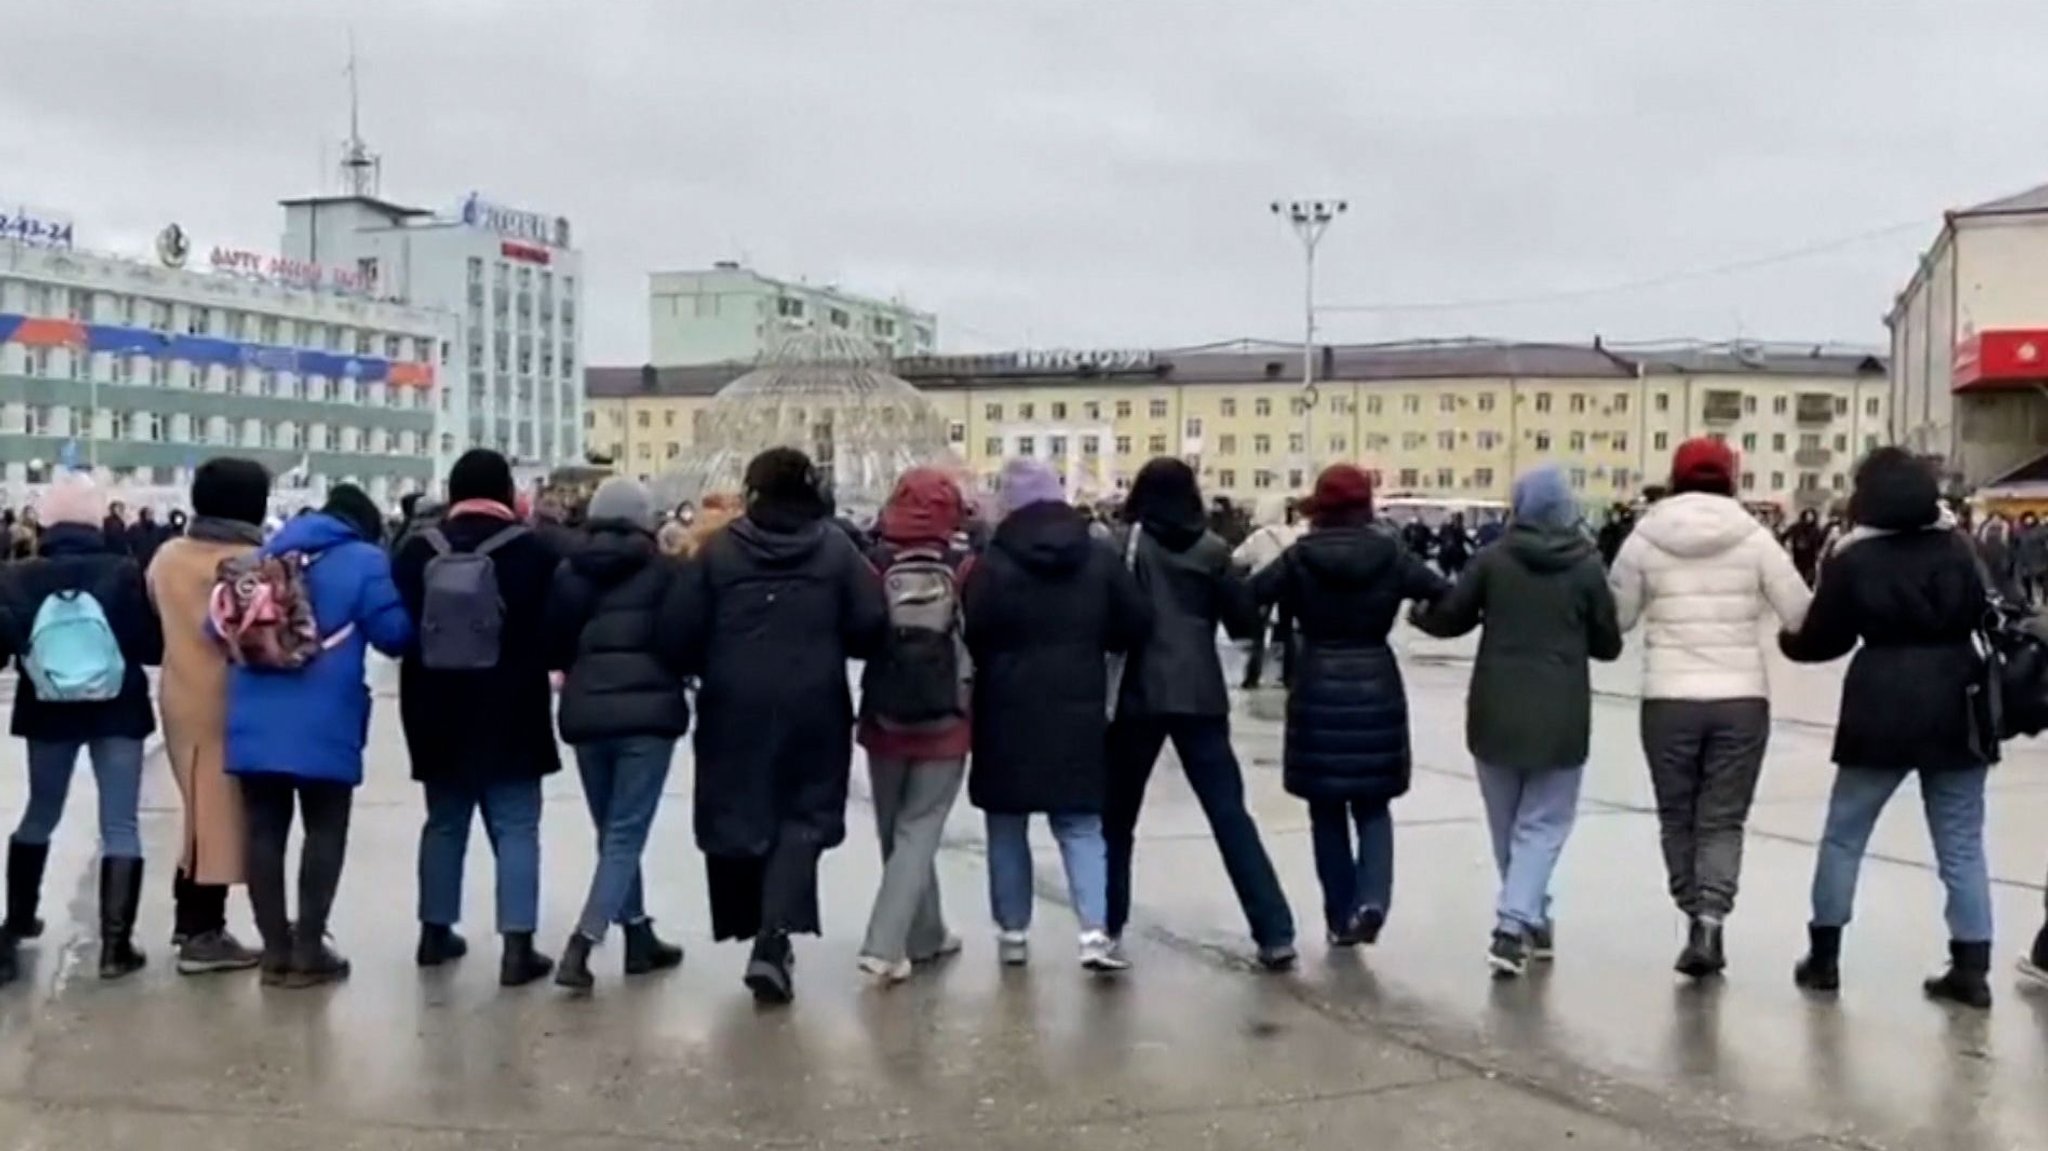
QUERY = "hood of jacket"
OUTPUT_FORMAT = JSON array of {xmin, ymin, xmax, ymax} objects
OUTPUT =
[
  {"xmin": 877, "ymin": 467, "xmax": 966, "ymax": 549},
  {"xmin": 36, "ymin": 521, "xmax": 112, "ymax": 558},
  {"xmin": 1502, "ymin": 520, "xmax": 1595, "ymax": 573},
  {"xmin": 726, "ymin": 514, "xmax": 831, "ymax": 568},
  {"xmin": 1292, "ymin": 524, "xmax": 1401, "ymax": 587},
  {"xmin": 993, "ymin": 500, "xmax": 1093, "ymax": 577},
  {"xmin": 1628, "ymin": 492, "xmax": 1763, "ymax": 561},
  {"xmin": 570, "ymin": 520, "xmax": 659, "ymax": 585},
  {"xmin": 1852, "ymin": 449, "xmax": 1942, "ymax": 532},
  {"xmin": 1251, "ymin": 494, "xmax": 1289, "ymax": 528},
  {"xmin": 264, "ymin": 511, "xmax": 362, "ymax": 557}
]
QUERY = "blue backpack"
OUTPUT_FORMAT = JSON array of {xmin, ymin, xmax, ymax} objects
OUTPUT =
[{"xmin": 23, "ymin": 589, "xmax": 127, "ymax": 703}]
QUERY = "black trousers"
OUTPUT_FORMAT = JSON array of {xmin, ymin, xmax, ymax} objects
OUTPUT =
[
  {"xmin": 171, "ymin": 870, "xmax": 228, "ymax": 939},
  {"xmin": 705, "ymin": 826, "xmax": 824, "ymax": 944},
  {"xmin": 240, "ymin": 776, "xmax": 353, "ymax": 953}
]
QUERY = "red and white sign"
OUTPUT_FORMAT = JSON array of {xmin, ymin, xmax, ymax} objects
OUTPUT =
[
  {"xmin": 1954, "ymin": 328, "xmax": 2048, "ymax": 391},
  {"xmin": 500, "ymin": 240, "xmax": 551, "ymax": 266},
  {"xmin": 208, "ymin": 246, "xmax": 376, "ymax": 294}
]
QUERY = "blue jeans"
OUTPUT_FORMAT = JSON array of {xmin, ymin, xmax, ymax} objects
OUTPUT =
[
  {"xmin": 1475, "ymin": 762, "xmax": 1582, "ymax": 936},
  {"xmin": 1811, "ymin": 766, "xmax": 1992, "ymax": 942},
  {"xmin": 1106, "ymin": 714, "xmax": 1295, "ymax": 947},
  {"xmin": 571, "ymin": 737, "xmax": 675, "ymax": 941},
  {"xmin": 15, "ymin": 738, "xmax": 145, "ymax": 859},
  {"xmin": 417, "ymin": 778, "xmax": 544, "ymax": 935},
  {"xmin": 1307, "ymin": 799, "xmax": 1393, "ymax": 935},
  {"xmin": 985, "ymin": 812, "xmax": 1108, "ymax": 933}
]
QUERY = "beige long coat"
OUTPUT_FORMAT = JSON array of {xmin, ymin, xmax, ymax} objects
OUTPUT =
[{"xmin": 146, "ymin": 536, "xmax": 253, "ymax": 885}]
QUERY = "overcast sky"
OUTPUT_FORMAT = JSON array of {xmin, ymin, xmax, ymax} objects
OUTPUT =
[{"xmin": 3, "ymin": 1, "xmax": 2043, "ymax": 363}]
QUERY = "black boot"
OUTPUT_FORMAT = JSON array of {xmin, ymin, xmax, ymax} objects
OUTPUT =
[
  {"xmin": 499, "ymin": 932, "xmax": 554, "ymax": 987},
  {"xmin": 622, "ymin": 919, "xmax": 684, "ymax": 975},
  {"xmin": 5, "ymin": 840, "xmax": 49, "ymax": 940},
  {"xmin": 554, "ymin": 933, "xmax": 595, "ymax": 991},
  {"xmin": 745, "ymin": 931, "xmax": 794, "ymax": 1005},
  {"xmin": 98, "ymin": 858, "xmax": 147, "ymax": 980},
  {"xmin": 415, "ymin": 923, "xmax": 469, "ymax": 967},
  {"xmin": 1674, "ymin": 917, "xmax": 1726, "ymax": 979},
  {"xmin": 1923, "ymin": 940, "xmax": 1993, "ymax": 1009},
  {"xmin": 1794, "ymin": 924, "xmax": 1841, "ymax": 992},
  {"xmin": 285, "ymin": 931, "xmax": 351, "ymax": 989}
]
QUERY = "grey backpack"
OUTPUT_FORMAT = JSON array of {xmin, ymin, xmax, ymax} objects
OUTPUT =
[{"xmin": 417, "ymin": 525, "xmax": 526, "ymax": 670}]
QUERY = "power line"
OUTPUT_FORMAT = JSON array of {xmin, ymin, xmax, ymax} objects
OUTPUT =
[{"xmin": 1319, "ymin": 218, "xmax": 1927, "ymax": 315}]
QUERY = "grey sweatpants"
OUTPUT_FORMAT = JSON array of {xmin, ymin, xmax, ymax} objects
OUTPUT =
[
  {"xmin": 1640, "ymin": 698, "xmax": 1770, "ymax": 920},
  {"xmin": 861, "ymin": 756, "xmax": 966, "ymax": 963}
]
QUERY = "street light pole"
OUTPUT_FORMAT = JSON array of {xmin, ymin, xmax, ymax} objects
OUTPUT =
[{"xmin": 1271, "ymin": 198, "xmax": 1346, "ymax": 483}]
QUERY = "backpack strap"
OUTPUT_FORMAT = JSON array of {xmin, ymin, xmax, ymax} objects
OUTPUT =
[
  {"xmin": 472, "ymin": 525, "xmax": 528, "ymax": 557},
  {"xmin": 423, "ymin": 529, "xmax": 452, "ymax": 557}
]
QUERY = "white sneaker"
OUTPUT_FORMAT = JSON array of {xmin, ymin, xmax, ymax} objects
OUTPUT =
[
  {"xmin": 857, "ymin": 954, "xmax": 913, "ymax": 984},
  {"xmin": 997, "ymin": 930, "xmax": 1030, "ymax": 967},
  {"xmin": 1080, "ymin": 931, "xmax": 1129, "ymax": 973}
]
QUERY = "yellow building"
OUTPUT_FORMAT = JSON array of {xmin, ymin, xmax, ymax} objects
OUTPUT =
[{"xmin": 584, "ymin": 340, "xmax": 1889, "ymax": 510}]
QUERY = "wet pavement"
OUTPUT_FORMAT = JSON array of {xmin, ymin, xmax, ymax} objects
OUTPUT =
[{"xmin": 0, "ymin": 642, "xmax": 2042, "ymax": 1150}]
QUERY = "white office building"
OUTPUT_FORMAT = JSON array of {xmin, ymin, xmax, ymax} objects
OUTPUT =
[
  {"xmin": 282, "ymin": 192, "xmax": 584, "ymax": 477},
  {"xmin": 648, "ymin": 262, "xmax": 936, "ymax": 366}
]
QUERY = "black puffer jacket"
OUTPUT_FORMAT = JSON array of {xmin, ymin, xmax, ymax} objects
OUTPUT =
[
  {"xmin": 1252, "ymin": 524, "xmax": 1448, "ymax": 803},
  {"xmin": 964, "ymin": 502, "xmax": 1151, "ymax": 815},
  {"xmin": 1780, "ymin": 450, "xmax": 1991, "ymax": 772},
  {"xmin": 545, "ymin": 520, "xmax": 691, "ymax": 744},
  {"xmin": 665, "ymin": 505, "xmax": 888, "ymax": 857},
  {"xmin": 0, "ymin": 523, "xmax": 163, "ymax": 742}
]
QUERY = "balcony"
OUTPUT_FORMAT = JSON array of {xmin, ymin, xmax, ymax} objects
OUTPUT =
[
  {"xmin": 1794, "ymin": 394, "xmax": 1835, "ymax": 424},
  {"xmin": 1701, "ymin": 390, "xmax": 1743, "ymax": 424},
  {"xmin": 1793, "ymin": 447, "xmax": 1832, "ymax": 469}
]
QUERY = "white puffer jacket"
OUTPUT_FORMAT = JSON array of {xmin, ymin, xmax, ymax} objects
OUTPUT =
[{"xmin": 1609, "ymin": 493, "xmax": 1812, "ymax": 700}]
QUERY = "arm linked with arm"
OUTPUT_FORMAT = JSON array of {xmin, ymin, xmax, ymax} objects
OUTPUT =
[{"xmin": 1409, "ymin": 557, "xmax": 1484, "ymax": 638}]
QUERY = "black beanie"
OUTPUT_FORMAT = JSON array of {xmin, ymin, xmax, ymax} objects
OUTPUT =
[
  {"xmin": 447, "ymin": 449, "xmax": 515, "ymax": 506},
  {"xmin": 322, "ymin": 483, "xmax": 385, "ymax": 543},
  {"xmin": 190, "ymin": 456, "xmax": 271, "ymax": 526},
  {"xmin": 743, "ymin": 447, "xmax": 827, "ymax": 518}
]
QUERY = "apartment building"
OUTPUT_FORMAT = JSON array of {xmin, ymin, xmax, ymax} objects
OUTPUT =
[
  {"xmin": 648, "ymin": 263, "xmax": 936, "ymax": 366},
  {"xmin": 586, "ymin": 340, "xmax": 1888, "ymax": 508}
]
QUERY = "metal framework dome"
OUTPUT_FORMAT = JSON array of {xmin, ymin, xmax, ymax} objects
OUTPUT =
[{"xmin": 654, "ymin": 328, "xmax": 955, "ymax": 515}]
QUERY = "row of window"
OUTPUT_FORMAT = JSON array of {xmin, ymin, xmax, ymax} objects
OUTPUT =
[
  {"xmin": 3, "ymin": 405, "xmax": 426, "ymax": 455},
  {"xmin": 0, "ymin": 278, "xmax": 440, "ymax": 364},
  {"xmin": 466, "ymin": 259, "xmax": 577, "ymax": 309},
  {"xmin": 972, "ymin": 391, "xmax": 1885, "ymax": 424},
  {"xmin": 11, "ymin": 347, "xmax": 427, "ymax": 409},
  {"xmin": 762, "ymin": 295, "xmax": 933, "ymax": 345}
]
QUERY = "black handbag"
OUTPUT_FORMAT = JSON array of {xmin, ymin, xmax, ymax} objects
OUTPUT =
[{"xmin": 1965, "ymin": 540, "xmax": 2048, "ymax": 752}]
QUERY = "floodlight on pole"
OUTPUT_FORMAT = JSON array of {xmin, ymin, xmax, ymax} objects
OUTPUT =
[{"xmin": 1271, "ymin": 198, "xmax": 1346, "ymax": 479}]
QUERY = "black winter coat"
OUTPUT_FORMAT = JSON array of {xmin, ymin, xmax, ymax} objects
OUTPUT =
[
  {"xmin": 0, "ymin": 523, "xmax": 163, "ymax": 742},
  {"xmin": 667, "ymin": 510, "xmax": 887, "ymax": 857},
  {"xmin": 964, "ymin": 502, "xmax": 1151, "ymax": 815},
  {"xmin": 544, "ymin": 520, "xmax": 691, "ymax": 744},
  {"xmin": 393, "ymin": 513, "xmax": 563, "ymax": 786},
  {"xmin": 1114, "ymin": 520, "xmax": 1259, "ymax": 718},
  {"xmin": 1252, "ymin": 524, "xmax": 1448, "ymax": 803},
  {"xmin": 1781, "ymin": 526, "xmax": 1991, "ymax": 773},
  {"xmin": 1411, "ymin": 522, "xmax": 1623, "ymax": 771}
]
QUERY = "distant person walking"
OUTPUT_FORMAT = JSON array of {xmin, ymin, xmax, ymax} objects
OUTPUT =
[
  {"xmin": 1609, "ymin": 438, "xmax": 1810, "ymax": 979},
  {"xmin": 1411, "ymin": 464, "xmax": 1621, "ymax": 976}
]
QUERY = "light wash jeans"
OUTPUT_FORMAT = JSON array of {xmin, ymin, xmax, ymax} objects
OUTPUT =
[
  {"xmin": 1307, "ymin": 799, "xmax": 1394, "ymax": 935},
  {"xmin": 1811, "ymin": 766, "xmax": 1992, "ymax": 942},
  {"xmin": 985, "ymin": 812, "xmax": 1108, "ymax": 933},
  {"xmin": 417, "ymin": 778, "xmax": 544, "ymax": 935},
  {"xmin": 1474, "ymin": 762, "xmax": 1582, "ymax": 937},
  {"xmin": 571, "ymin": 737, "xmax": 676, "ymax": 941},
  {"xmin": 16, "ymin": 738, "xmax": 145, "ymax": 859}
]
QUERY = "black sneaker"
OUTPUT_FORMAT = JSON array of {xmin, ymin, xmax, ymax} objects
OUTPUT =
[
  {"xmin": 745, "ymin": 933, "xmax": 795, "ymax": 1005},
  {"xmin": 1349, "ymin": 906, "xmax": 1387, "ymax": 946},
  {"xmin": 2019, "ymin": 924, "xmax": 2048, "ymax": 990},
  {"xmin": 1256, "ymin": 942, "xmax": 1298, "ymax": 972},
  {"xmin": 176, "ymin": 930, "xmax": 261, "ymax": 976},
  {"xmin": 283, "ymin": 938, "xmax": 351, "ymax": 989},
  {"xmin": 1488, "ymin": 930, "xmax": 1529, "ymax": 978},
  {"xmin": 1529, "ymin": 921, "xmax": 1555, "ymax": 962}
]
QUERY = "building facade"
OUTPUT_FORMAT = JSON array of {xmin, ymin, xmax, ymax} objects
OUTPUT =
[
  {"xmin": 282, "ymin": 192, "xmax": 584, "ymax": 475},
  {"xmin": 0, "ymin": 231, "xmax": 445, "ymax": 509},
  {"xmin": 1889, "ymin": 183, "xmax": 2048, "ymax": 495},
  {"xmin": 648, "ymin": 263, "xmax": 936, "ymax": 366},
  {"xmin": 586, "ymin": 340, "xmax": 1888, "ymax": 509}
]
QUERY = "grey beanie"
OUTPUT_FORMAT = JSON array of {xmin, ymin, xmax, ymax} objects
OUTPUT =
[{"xmin": 587, "ymin": 477, "xmax": 656, "ymax": 531}]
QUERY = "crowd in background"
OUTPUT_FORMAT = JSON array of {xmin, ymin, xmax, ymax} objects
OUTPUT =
[{"xmin": 0, "ymin": 435, "xmax": 2044, "ymax": 1018}]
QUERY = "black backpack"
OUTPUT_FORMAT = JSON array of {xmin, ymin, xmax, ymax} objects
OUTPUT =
[{"xmin": 866, "ymin": 546, "xmax": 970, "ymax": 731}]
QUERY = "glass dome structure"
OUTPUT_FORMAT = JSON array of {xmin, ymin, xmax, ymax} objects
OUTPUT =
[{"xmin": 653, "ymin": 329, "xmax": 956, "ymax": 516}]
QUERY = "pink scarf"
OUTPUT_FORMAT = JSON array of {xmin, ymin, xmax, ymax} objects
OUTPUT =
[{"xmin": 446, "ymin": 499, "xmax": 518, "ymax": 522}]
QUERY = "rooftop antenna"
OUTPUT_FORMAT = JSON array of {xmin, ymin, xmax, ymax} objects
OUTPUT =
[{"xmin": 339, "ymin": 32, "xmax": 382, "ymax": 197}]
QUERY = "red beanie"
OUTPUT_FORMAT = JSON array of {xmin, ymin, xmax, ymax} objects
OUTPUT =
[
  {"xmin": 1305, "ymin": 464, "xmax": 1374, "ymax": 525},
  {"xmin": 1670, "ymin": 437, "xmax": 1738, "ymax": 492}
]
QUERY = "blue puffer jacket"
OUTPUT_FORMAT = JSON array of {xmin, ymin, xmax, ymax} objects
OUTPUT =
[{"xmin": 224, "ymin": 513, "xmax": 414, "ymax": 786}]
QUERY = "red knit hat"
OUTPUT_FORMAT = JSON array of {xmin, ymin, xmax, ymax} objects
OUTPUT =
[
  {"xmin": 1304, "ymin": 464, "xmax": 1374, "ymax": 524},
  {"xmin": 1670, "ymin": 436, "xmax": 1738, "ymax": 491}
]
